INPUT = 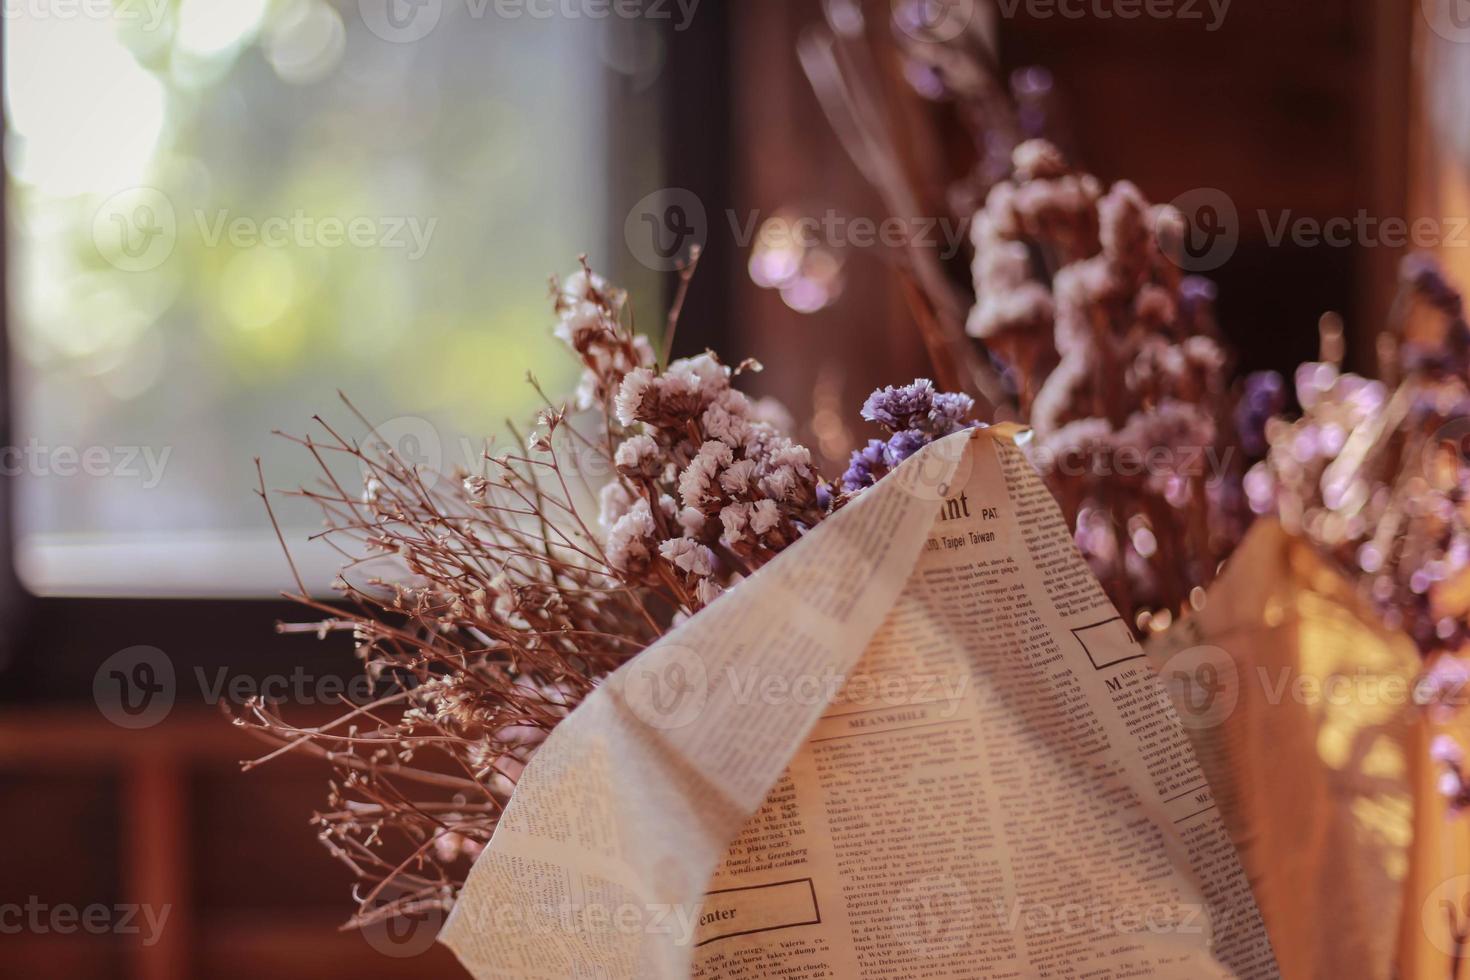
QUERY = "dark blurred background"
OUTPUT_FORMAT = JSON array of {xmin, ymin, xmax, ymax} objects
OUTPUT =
[{"xmin": 0, "ymin": 0, "xmax": 1455, "ymax": 976}]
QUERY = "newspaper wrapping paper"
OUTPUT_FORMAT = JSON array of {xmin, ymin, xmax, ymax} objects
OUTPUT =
[{"xmin": 439, "ymin": 425, "xmax": 1280, "ymax": 979}]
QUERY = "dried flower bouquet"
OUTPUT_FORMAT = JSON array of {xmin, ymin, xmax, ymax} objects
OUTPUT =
[
  {"xmin": 964, "ymin": 139, "xmax": 1245, "ymax": 633},
  {"xmin": 800, "ymin": 8, "xmax": 1248, "ymax": 634},
  {"xmin": 239, "ymin": 257, "xmax": 978, "ymax": 930}
]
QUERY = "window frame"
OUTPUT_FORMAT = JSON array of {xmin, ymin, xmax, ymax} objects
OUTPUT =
[{"xmin": 0, "ymin": 6, "xmax": 735, "ymax": 704}]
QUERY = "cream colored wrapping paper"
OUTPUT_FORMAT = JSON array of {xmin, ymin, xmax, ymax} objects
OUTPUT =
[
  {"xmin": 440, "ymin": 426, "xmax": 1280, "ymax": 979},
  {"xmin": 1147, "ymin": 519, "xmax": 1419, "ymax": 980}
]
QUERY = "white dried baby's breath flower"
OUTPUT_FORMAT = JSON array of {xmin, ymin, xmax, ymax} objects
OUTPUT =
[
  {"xmin": 695, "ymin": 577, "xmax": 724, "ymax": 606},
  {"xmin": 967, "ymin": 283, "xmax": 1054, "ymax": 340},
  {"xmin": 750, "ymin": 498, "xmax": 780, "ymax": 535},
  {"xmin": 614, "ymin": 434, "xmax": 660, "ymax": 477},
  {"xmin": 702, "ymin": 399, "xmax": 750, "ymax": 446},
  {"xmin": 560, "ymin": 269, "xmax": 603, "ymax": 301},
  {"xmin": 606, "ymin": 499, "xmax": 657, "ymax": 572},
  {"xmin": 1012, "ymin": 138, "xmax": 1069, "ymax": 181},
  {"xmin": 678, "ymin": 441, "xmax": 734, "ymax": 510},
  {"xmin": 678, "ymin": 506, "xmax": 709, "ymax": 537},
  {"xmin": 719, "ymin": 502, "xmax": 751, "ymax": 542},
  {"xmin": 659, "ymin": 536, "xmax": 716, "ymax": 577},
  {"xmin": 759, "ymin": 468, "xmax": 797, "ymax": 501},
  {"xmin": 553, "ymin": 301, "xmax": 605, "ymax": 350},
  {"xmin": 615, "ymin": 368, "xmax": 655, "ymax": 427},
  {"xmin": 771, "ymin": 442, "xmax": 812, "ymax": 472},
  {"xmin": 667, "ymin": 352, "xmax": 728, "ymax": 396},
  {"xmin": 718, "ymin": 459, "xmax": 758, "ymax": 497}
]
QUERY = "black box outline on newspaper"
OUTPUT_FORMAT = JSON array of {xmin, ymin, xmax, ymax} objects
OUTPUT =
[
  {"xmin": 1071, "ymin": 616, "xmax": 1146, "ymax": 671},
  {"xmin": 695, "ymin": 877, "xmax": 822, "ymax": 947}
]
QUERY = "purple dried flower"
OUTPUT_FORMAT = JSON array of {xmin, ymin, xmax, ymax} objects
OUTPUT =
[
  {"xmin": 861, "ymin": 380, "xmax": 937, "ymax": 432},
  {"xmin": 861, "ymin": 379, "xmax": 977, "ymax": 437},
  {"xmin": 841, "ymin": 439, "xmax": 888, "ymax": 493},
  {"xmin": 882, "ymin": 430, "xmax": 927, "ymax": 468},
  {"xmin": 1235, "ymin": 371, "xmax": 1286, "ymax": 457},
  {"xmin": 1397, "ymin": 254, "xmax": 1470, "ymax": 376},
  {"xmin": 1432, "ymin": 734, "xmax": 1466, "ymax": 768},
  {"xmin": 929, "ymin": 391, "xmax": 977, "ymax": 435},
  {"xmin": 1178, "ymin": 276, "xmax": 1218, "ymax": 313},
  {"xmin": 1401, "ymin": 253, "xmax": 1463, "ymax": 318},
  {"xmin": 845, "ymin": 383, "xmax": 983, "ymax": 494}
]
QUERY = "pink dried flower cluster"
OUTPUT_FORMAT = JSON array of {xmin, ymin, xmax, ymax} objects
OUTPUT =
[
  {"xmin": 586, "ymin": 305, "xmax": 828, "ymax": 610},
  {"xmin": 238, "ymin": 259, "xmax": 839, "ymax": 930},
  {"xmin": 966, "ymin": 139, "xmax": 1245, "ymax": 631},
  {"xmin": 553, "ymin": 267, "xmax": 657, "ymax": 410},
  {"xmin": 1247, "ymin": 257, "xmax": 1470, "ymax": 660},
  {"xmin": 800, "ymin": 15, "xmax": 1251, "ymax": 629}
]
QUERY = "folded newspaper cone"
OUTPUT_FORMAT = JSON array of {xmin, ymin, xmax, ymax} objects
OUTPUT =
[
  {"xmin": 1146, "ymin": 520, "xmax": 1422, "ymax": 980},
  {"xmin": 439, "ymin": 425, "xmax": 1280, "ymax": 979}
]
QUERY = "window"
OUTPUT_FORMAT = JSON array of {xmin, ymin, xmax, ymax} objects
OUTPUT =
[{"xmin": 5, "ymin": 0, "xmax": 664, "ymax": 595}]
